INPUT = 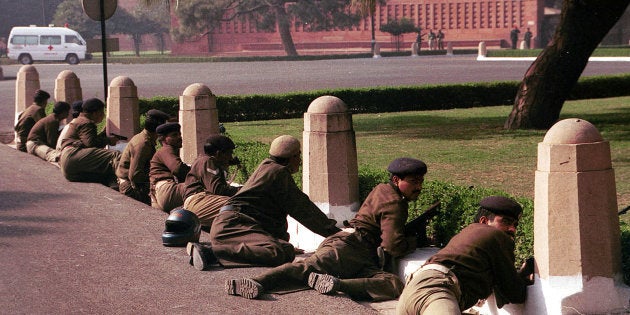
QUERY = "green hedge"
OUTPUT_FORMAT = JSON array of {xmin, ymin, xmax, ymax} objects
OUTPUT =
[{"xmin": 139, "ymin": 74, "xmax": 630, "ymax": 122}]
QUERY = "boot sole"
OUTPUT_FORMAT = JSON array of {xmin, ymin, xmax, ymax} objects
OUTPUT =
[
  {"xmin": 307, "ymin": 273, "xmax": 338, "ymax": 294},
  {"xmin": 226, "ymin": 279, "xmax": 262, "ymax": 299}
]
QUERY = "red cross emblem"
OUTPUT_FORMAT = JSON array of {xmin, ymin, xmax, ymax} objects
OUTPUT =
[{"xmin": 48, "ymin": 45, "xmax": 53, "ymax": 50}]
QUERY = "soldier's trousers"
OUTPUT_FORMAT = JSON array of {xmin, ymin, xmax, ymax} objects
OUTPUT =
[
  {"xmin": 152, "ymin": 180, "xmax": 185, "ymax": 213},
  {"xmin": 396, "ymin": 267, "xmax": 462, "ymax": 315},
  {"xmin": 209, "ymin": 209, "xmax": 295, "ymax": 268},
  {"xmin": 183, "ymin": 192, "xmax": 230, "ymax": 228},
  {"xmin": 59, "ymin": 146, "xmax": 120, "ymax": 185},
  {"xmin": 252, "ymin": 231, "xmax": 404, "ymax": 301}
]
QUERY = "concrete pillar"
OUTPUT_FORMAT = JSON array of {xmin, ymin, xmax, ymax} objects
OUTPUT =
[
  {"xmin": 478, "ymin": 41, "xmax": 487, "ymax": 59},
  {"xmin": 55, "ymin": 70, "xmax": 82, "ymax": 123},
  {"xmin": 15, "ymin": 65, "xmax": 40, "ymax": 114},
  {"xmin": 446, "ymin": 42, "xmax": 453, "ymax": 56},
  {"xmin": 526, "ymin": 118, "xmax": 630, "ymax": 314},
  {"xmin": 289, "ymin": 95, "xmax": 360, "ymax": 252},
  {"xmin": 373, "ymin": 43, "xmax": 381, "ymax": 58},
  {"xmin": 411, "ymin": 42, "xmax": 419, "ymax": 57},
  {"xmin": 107, "ymin": 76, "xmax": 139, "ymax": 140},
  {"xmin": 179, "ymin": 83, "xmax": 220, "ymax": 164}
]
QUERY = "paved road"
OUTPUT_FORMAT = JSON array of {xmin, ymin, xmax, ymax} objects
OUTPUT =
[{"xmin": 1, "ymin": 54, "xmax": 629, "ymax": 133}]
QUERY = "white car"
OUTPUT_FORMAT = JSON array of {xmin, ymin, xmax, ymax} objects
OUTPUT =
[{"xmin": 7, "ymin": 25, "xmax": 88, "ymax": 65}]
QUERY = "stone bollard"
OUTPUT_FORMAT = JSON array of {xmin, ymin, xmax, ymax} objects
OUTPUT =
[
  {"xmin": 520, "ymin": 40, "xmax": 527, "ymax": 50},
  {"xmin": 107, "ymin": 76, "xmax": 139, "ymax": 141},
  {"xmin": 55, "ymin": 70, "xmax": 82, "ymax": 123},
  {"xmin": 0, "ymin": 66, "xmax": 3, "ymax": 81},
  {"xmin": 289, "ymin": 95, "xmax": 360, "ymax": 251},
  {"xmin": 373, "ymin": 42, "xmax": 381, "ymax": 58},
  {"xmin": 179, "ymin": 83, "xmax": 220, "ymax": 164},
  {"xmin": 411, "ymin": 42, "xmax": 419, "ymax": 57},
  {"xmin": 526, "ymin": 118, "xmax": 630, "ymax": 314},
  {"xmin": 478, "ymin": 41, "xmax": 487, "ymax": 59},
  {"xmin": 446, "ymin": 42, "xmax": 453, "ymax": 56},
  {"xmin": 15, "ymin": 65, "xmax": 40, "ymax": 115}
]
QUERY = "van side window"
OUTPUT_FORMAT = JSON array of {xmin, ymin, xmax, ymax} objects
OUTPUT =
[
  {"xmin": 40, "ymin": 35, "xmax": 62, "ymax": 45},
  {"xmin": 65, "ymin": 35, "xmax": 83, "ymax": 45},
  {"xmin": 11, "ymin": 35, "xmax": 38, "ymax": 45}
]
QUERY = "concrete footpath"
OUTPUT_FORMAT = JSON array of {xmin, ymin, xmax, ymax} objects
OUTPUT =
[{"xmin": 0, "ymin": 143, "xmax": 389, "ymax": 314}]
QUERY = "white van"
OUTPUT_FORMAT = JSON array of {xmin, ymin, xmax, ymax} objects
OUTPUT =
[{"xmin": 7, "ymin": 25, "xmax": 88, "ymax": 65}]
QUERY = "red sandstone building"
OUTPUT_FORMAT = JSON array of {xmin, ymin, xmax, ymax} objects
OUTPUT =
[{"xmin": 170, "ymin": 0, "xmax": 546, "ymax": 55}]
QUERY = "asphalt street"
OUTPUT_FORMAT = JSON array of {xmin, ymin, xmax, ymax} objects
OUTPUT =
[{"xmin": 1, "ymin": 54, "xmax": 629, "ymax": 133}]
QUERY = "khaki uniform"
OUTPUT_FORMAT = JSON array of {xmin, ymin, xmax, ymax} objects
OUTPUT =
[
  {"xmin": 396, "ymin": 223, "xmax": 528, "ymax": 314},
  {"xmin": 149, "ymin": 144, "xmax": 190, "ymax": 212},
  {"xmin": 59, "ymin": 114, "xmax": 120, "ymax": 185},
  {"xmin": 116, "ymin": 130, "xmax": 156, "ymax": 204},
  {"xmin": 26, "ymin": 113, "xmax": 61, "ymax": 162},
  {"xmin": 182, "ymin": 155, "xmax": 239, "ymax": 226},
  {"xmin": 209, "ymin": 158, "xmax": 340, "ymax": 268},
  {"xmin": 15, "ymin": 104, "xmax": 45, "ymax": 152},
  {"xmin": 250, "ymin": 183, "xmax": 414, "ymax": 301}
]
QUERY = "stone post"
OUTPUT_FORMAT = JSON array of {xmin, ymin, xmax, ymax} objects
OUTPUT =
[
  {"xmin": 55, "ymin": 70, "xmax": 82, "ymax": 123},
  {"xmin": 107, "ymin": 76, "xmax": 139, "ymax": 141},
  {"xmin": 411, "ymin": 42, "xmax": 419, "ymax": 57},
  {"xmin": 527, "ymin": 118, "xmax": 630, "ymax": 314},
  {"xmin": 0, "ymin": 66, "xmax": 4, "ymax": 81},
  {"xmin": 179, "ymin": 83, "xmax": 220, "ymax": 164},
  {"xmin": 373, "ymin": 43, "xmax": 381, "ymax": 58},
  {"xmin": 478, "ymin": 41, "xmax": 487, "ymax": 58},
  {"xmin": 288, "ymin": 95, "xmax": 360, "ymax": 251},
  {"xmin": 15, "ymin": 65, "xmax": 40, "ymax": 114},
  {"xmin": 446, "ymin": 42, "xmax": 453, "ymax": 56}
]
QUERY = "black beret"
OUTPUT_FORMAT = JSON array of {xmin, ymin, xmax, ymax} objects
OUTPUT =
[
  {"xmin": 34, "ymin": 89, "xmax": 50, "ymax": 101},
  {"xmin": 82, "ymin": 98, "xmax": 105, "ymax": 113},
  {"xmin": 52, "ymin": 101, "xmax": 71, "ymax": 114},
  {"xmin": 204, "ymin": 134, "xmax": 235, "ymax": 154},
  {"xmin": 146, "ymin": 109, "xmax": 170, "ymax": 122},
  {"xmin": 156, "ymin": 122, "xmax": 181, "ymax": 135},
  {"xmin": 71, "ymin": 100, "xmax": 83, "ymax": 113},
  {"xmin": 387, "ymin": 157, "xmax": 427, "ymax": 176},
  {"xmin": 479, "ymin": 196, "xmax": 522, "ymax": 219}
]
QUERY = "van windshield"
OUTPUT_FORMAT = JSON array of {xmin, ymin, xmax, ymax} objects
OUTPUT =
[{"xmin": 65, "ymin": 35, "xmax": 84, "ymax": 45}]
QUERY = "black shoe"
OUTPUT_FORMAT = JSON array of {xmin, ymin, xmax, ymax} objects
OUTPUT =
[
  {"xmin": 307, "ymin": 272, "xmax": 339, "ymax": 295},
  {"xmin": 226, "ymin": 279, "xmax": 263, "ymax": 299},
  {"xmin": 188, "ymin": 242, "xmax": 218, "ymax": 271}
]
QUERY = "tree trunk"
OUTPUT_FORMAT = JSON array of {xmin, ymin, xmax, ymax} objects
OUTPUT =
[
  {"xmin": 133, "ymin": 34, "xmax": 141, "ymax": 57},
  {"xmin": 274, "ymin": 4, "xmax": 298, "ymax": 56},
  {"xmin": 505, "ymin": 0, "xmax": 630, "ymax": 130}
]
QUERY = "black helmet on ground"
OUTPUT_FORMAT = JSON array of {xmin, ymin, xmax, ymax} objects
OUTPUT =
[{"xmin": 162, "ymin": 208, "xmax": 201, "ymax": 247}]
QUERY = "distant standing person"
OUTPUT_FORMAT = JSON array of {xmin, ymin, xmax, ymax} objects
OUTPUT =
[
  {"xmin": 437, "ymin": 30, "xmax": 445, "ymax": 50},
  {"xmin": 510, "ymin": 26, "xmax": 521, "ymax": 49},
  {"xmin": 523, "ymin": 28, "xmax": 533, "ymax": 49},
  {"xmin": 428, "ymin": 30, "xmax": 436, "ymax": 50},
  {"xmin": 14, "ymin": 89, "xmax": 50, "ymax": 152}
]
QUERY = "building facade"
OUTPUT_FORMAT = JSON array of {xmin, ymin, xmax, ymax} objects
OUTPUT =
[{"xmin": 170, "ymin": 0, "xmax": 545, "ymax": 55}]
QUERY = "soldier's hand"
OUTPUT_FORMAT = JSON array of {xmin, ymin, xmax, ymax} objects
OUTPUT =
[{"xmin": 518, "ymin": 257, "xmax": 535, "ymax": 285}]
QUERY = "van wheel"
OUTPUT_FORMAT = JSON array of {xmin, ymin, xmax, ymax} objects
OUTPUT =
[
  {"xmin": 66, "ymin": 54, "xmax": 79, "ymax": 65},
  {"xmin": 18, "ymin": 54, "xmax": 33, "ymax": 65}
]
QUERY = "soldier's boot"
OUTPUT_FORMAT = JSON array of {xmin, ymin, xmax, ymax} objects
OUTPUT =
[
  {"xmin": 226, "ymin": 279, "xmax": 263, "ymax": 299},
  {"xmin": 307, "ymin": 272, "xmax": 340, "ymax": 295},
  {"xmin": 187, "ymin": 242, "xmax": 218, "ymax": 271}
]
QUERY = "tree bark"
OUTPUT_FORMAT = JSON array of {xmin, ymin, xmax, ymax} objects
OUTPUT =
[
  {"xmin": 505, "ymin": 0, "xmax": 630, "ymax": 130},
  {"xmin": 274, "ymin": 4, "xmax": 298, "ymax": 56}
]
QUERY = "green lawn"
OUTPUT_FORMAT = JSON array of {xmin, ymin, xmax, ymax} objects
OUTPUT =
[{"xmin": 224, "ymin": 96, "xmax": 630, "ymax": 209}]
